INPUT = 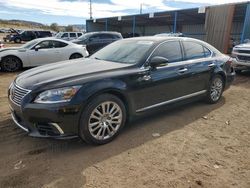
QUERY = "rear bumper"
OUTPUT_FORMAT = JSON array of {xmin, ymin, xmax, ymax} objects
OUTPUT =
[{"xmin": 225, "ymin": 71, "xmax": 235, "ymax": 90}]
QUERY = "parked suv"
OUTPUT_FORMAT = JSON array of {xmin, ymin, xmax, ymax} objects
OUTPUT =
[
  {"xmin": 3, "ymin": 30, "xmax": 52, "ymax": 43},
  {"xmin": 55, "ymin": 32, "xmax": 83, "ymax": 41},
  {"xmin": 72, "ymin": 31, "xmax": 123, "ymax": 55},
  {"xmin": 232, "ymin": 41, "xmax": 250, "ymax": 73}
]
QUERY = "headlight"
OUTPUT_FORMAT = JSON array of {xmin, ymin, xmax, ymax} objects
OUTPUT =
[{"xmin": 34, "ymin": 86, "xmax": 81, "ymax": 104}]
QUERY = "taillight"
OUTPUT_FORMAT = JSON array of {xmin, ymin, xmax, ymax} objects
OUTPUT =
[{"xmin": 226, "ymin": 58, "xmax": 234, "ymax": 73}]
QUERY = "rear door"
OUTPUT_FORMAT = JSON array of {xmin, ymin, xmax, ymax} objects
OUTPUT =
[
  {"xmin": 181, "ymin": 40, "xmax": 214, "ymax": 92},
  {"xmin": 134, "ymin": 40, "xmax": 200, "ymax": 111},
  {"xmin": 69, "ymin": 33, "xmax": 77, "ymax": 40}
]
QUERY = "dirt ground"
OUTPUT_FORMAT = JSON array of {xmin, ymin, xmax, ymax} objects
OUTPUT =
[{"xmin": 0, "ymin": 38, "xmax": 250, "ymax": 188}]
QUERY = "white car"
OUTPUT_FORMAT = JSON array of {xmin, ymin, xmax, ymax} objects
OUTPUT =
[
  {"xmin": 0, "ymin": 38, "xmax": 89, "ymax": 72},
  {"xmin": 232, "ymin": 42, "xmax": 250, "ymax": 73}
]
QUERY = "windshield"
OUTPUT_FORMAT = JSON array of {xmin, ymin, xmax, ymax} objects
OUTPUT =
[
  {"xmin": 77, "ymin": 33, "xmax": 93, "ymax": 41},
  {"xmin": 91, "ymin": 40, "xmax": 154, "ymax": 64},
  {"xmin": 55, "ymin": 32, "xmax": 63, "ymax": 38},
  {"xmin": 21, "ymin": 39, "xmax": 39, "ymax": 49}
]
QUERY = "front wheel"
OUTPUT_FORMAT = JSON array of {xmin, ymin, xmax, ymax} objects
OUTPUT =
[
  {"xmin": 79, "ymin": 94, "xmax": 126, "ymax": 145},
  {"xmin": 206, "ymin": 75, "xmax": 224, "ymax": 104},
  {"xmin": 0, "ymin": 56, "xmax": 22, "ymax": 72}
]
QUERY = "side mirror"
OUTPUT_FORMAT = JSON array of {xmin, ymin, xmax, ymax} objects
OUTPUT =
[
  {"xmin": 34, "ymin": 45, "xmax": 41, "ymax": 51},
  {"xmin": 150, "ymin": 56, "xmax": 169, "ymax": 68}
]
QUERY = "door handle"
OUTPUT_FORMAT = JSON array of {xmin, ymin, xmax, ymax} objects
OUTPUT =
[
  {"xmin": 178, "ymin": 68, "xmax": 188, "ymax": 73},
  {"xmin": 208, "ymin": 63, "xmax": 215, "ymax": 67}
]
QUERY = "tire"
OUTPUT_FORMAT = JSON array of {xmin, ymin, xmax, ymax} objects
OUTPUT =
[
  {"xmin": 0, "ymin": 56, "xmax": 22, "ymax": 72},
  {"xmin": 69, "ymin": 53, "xmax": 83, "ymax": 59},
  {"xmin": 79, "ymin": 94, "xmax": 126, "ymax": 145},
  {"xmin": 14, "ymin": 38, "xmax": 21, "ymax": 43},
  {"xmin": 235, "ymin": 69, "xmax": 242, "ymax": 74},
  {"xmin": 206, "ymin": 75, "xmax": 224, "ymax": 104}
]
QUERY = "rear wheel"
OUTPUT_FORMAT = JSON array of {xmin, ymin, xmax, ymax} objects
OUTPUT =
[
  {"xmin": 0, "ymin": 56, "xmax": 22, "ymax": 72},
  {"xmin": 235, "ymin": 69, "xmax": 242, "ymax": 74},
  {"xmin": 69, "ymin": 53, "xmax": 83, "ymax": 59},
  {"xmin": 79, "ymin": 94, "xmax": 126, "ymax": 145},
  {"xmin": 206, "ymin": 75, "xmax": 224, "ymax": 104}
]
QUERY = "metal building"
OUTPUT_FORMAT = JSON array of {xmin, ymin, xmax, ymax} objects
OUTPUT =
[{"xmin": 86, "ymin": 1, "xmax": 250, "ymax": 53}]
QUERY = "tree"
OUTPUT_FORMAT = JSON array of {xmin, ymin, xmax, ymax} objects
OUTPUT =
[
  {"xmin": 65, "ymin": 25, "xmax": 74, "ymax": 32},
  {"xmin": 50, "ymin": 23, "xmax": 59, "ymax": 31}
]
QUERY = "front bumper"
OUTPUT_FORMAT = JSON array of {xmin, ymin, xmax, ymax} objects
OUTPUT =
[
  {"xmin": 232, "ymin": 55, "xmax": 250, "ymax": 70},
  {"xmin": 9, "ymin": 97, "xmax": 80, "ymax": 139}
]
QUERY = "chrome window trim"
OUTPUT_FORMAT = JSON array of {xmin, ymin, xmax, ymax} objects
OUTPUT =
[
  {"xmin": 136, "ymin": 90, "xmax": 207, "ymax": 113},
  {"xmin": 142, "ymin": 39, "xmax": 214, "ymax": 69}
]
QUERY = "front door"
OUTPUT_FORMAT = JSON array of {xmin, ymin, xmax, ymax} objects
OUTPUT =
[
  {"xmin": 27, "ymin": 40, "xmax": 61, "ymax": 66},
  {"xmin": 131, "ymin": 40, "xmax": 203, "ymax": 112}
]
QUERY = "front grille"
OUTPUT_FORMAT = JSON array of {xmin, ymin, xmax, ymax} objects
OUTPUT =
[
  {"xmin": 237, "ymin": 55, "xmax": 250, "ymax": 62},
  {"xmin": 10, "ymin": 83, "xmax": 31, "ymax": 106},
  {"xmin": 237, "ymin": 50, "xmax": 250, "ymax": 54}
]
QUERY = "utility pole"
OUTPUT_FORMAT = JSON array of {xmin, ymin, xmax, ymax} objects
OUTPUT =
[
  {"xmin": 140, "ymin": 3, "xmax": 142, "ymax": 14},
  {"xmin": 89, "ymin": 0, "xmax": 93, "ymax": 20}
]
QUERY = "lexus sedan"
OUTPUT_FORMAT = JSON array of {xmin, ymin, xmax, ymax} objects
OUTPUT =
[
  {"xmin": 8, "ymin": 37, "xmax": 235, "ymax": 144},
  {"xmin": 0, "ymin": 38, "xmax": 89, "ymax": 72}
]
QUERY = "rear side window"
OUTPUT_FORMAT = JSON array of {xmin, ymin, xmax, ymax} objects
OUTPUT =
[
  {"xmin": 183, "ymin": 41, "xmax": 211, "ymax": 60},
  {"xmin": 52, "ymin": 41, "xmax": 68, "ymax": 48},
  {"xmin": 70, "ymin": 33, "xmax": 77, "ymax": 37},
  {"xmin": 151, "ymin": 41, "xmax": 183, "ymax": 63},
  {"xmin": 98, "ymin": 34, "xmax": 113, "ymax": 39}
]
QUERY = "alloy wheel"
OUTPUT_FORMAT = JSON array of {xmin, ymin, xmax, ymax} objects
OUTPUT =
[
  {"xmin": 2, "ymin": 57, "xmax": 20, "ymax": 72},
  {"xmin": 88, "ymin": 101, "xmax": 123, "ymax": 141},
  {"xmin": 210, "ymin": 77, "xmax": 223, "ymax": 101}
]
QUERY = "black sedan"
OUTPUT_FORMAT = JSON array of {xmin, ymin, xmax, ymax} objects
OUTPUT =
[{"xmin": 8, "ymin": 37, "xmax": 235, "ymax": 144}]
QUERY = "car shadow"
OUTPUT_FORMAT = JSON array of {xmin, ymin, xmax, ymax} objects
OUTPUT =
[{"xmin": 0, "ymin": 97, "xmax": 225, "ymax": 187}]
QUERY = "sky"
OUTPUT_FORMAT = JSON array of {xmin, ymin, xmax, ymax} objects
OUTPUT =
[{"xmin": 0, "ymin": 0, "xmax": 248, "ymax": 25}]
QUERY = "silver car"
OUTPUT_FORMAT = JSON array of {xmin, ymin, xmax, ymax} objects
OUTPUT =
[{"xmin": 232, "ymin": 42, "xmax": 250, "ymax": 73}]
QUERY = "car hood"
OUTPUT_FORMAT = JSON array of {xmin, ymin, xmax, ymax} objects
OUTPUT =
[
  {"xmin": 15, "ymin": 58, "xmax": 132, "ymax": 90},
  {"xmin": 234, "ymin": 43, "xmax": 250, "ymax": 49},
  {"xmin": 0, "ymin": 47, "xmax": 22, "ymax": 52}
]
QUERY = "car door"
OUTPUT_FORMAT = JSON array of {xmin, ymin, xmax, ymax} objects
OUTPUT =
[
  {"xmin": 69, "ymin": 33, "xmax": 77, "ymax": 40},
  {"xmin": 133, "ymin": 40, "xmax": 202, "ymax": 111},
  {"xmin": 61, "ymin": 33, "xmax": 69, "ymax": 41},
  {"xmin": 27, "ymin": 40, "xmax": 61, "ymax": 66},
  {"xmin": 182, "ymin": 40, "xmax": 214, "ymax": 92},
  {"xmin": 86, "ymin": 34, "xmax": 101, "ymax": 54}
]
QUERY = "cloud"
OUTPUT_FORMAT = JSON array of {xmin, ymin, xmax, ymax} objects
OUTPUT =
[{"xmin": 0, "ymin": 0, "xmax": 249, "ymax": 20}]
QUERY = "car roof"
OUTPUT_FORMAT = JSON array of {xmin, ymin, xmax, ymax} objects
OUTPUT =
[
  {"xmin": 88, "ymin": 31, "xmax": 121, "ymax": 35},
  {"xmin": 122, "ymin": 36, "xmax": 222, "ymax": 54},
  {"xmin": 32, "ymin": 37, "xmax": 71, "ymax": 43}
]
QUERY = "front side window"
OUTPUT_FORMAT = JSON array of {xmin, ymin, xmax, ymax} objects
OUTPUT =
[
  {"xmin": 36, "ymin": 41, "xmax": 52, "ymax": 49},
  {"xmin": 151, "ymin": 41, "xmax": 183, "ymax": 63},
  {"xmin": 61, "ymin": 33, "xmax": 69, "ymax": 38},
  {"xmin": 183, "ymin": 41, "xmax": 209, "ymax": 60}
]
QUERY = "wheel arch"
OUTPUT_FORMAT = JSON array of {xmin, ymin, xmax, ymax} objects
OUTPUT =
[
  {"xmin": 1, "ymin": 55, "xmax": 23, "ymax": 67},
  {"xmin": 85, "ymin": 88, "xmax": 131, "ymax": 118},
  {"xmin": 69, "ymin": 52, "xmax": 83, "ymax": 59}
]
